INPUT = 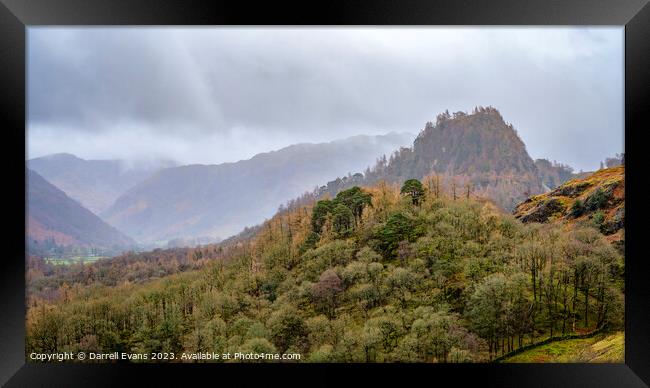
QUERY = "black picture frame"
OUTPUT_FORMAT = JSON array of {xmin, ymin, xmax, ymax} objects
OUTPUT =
[{"xmin": 1, "ymin": 1, "xmax": 649, "ymax": 386}]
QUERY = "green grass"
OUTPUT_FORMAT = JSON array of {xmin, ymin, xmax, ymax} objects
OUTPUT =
[
  {"xmin": 44, "ymin": 256, "xmax": 107, "ymax": 266},
  {"xmin": 501, "ymin": 332, "xmax": 624, "ymax": 363}
]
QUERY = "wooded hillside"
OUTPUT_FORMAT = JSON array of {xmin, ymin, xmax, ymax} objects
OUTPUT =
[{"xmin": 27, "ymin": 175, "xmax": 624, "ymax": 362}]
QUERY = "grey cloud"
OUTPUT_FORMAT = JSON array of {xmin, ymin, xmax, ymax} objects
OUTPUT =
[{"xmin": 27, "ymin": 27, "xmax": 623, "ymax": 171}]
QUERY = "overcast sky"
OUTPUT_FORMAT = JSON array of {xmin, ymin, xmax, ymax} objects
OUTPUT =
[{"xmin": 27, "ymin": 27, "xmax": 623, "ymax": 172}]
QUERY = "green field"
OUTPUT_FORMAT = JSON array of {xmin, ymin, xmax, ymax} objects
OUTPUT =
[
  {"xmin": 43, "ymin": 256, "xmax": 107, "ymax": 266},
  {"xmin": 501, "ymin": 332, "xmax": 624, "ymax": 363}
]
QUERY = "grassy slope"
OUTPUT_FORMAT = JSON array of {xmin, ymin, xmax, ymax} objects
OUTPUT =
[
  {"xmin": 514, "ymin": 166, "xmax": 624, "ymax": 223},
  {"xmin": 513, "ymin": 165, "xmax": 624, "ymax": 246},
  {"xmin": 501, "ymin": 332, "xmax": 624, "ymax": 363}
]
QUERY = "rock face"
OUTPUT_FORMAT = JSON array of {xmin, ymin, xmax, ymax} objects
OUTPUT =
[
  {"xmin": 549, "ymin": 182, "xmax": 592, "ymax": 198},
  {"xmin": 518, "ymin": 198, "xmax": 566, "ymax": 223},
  {"xmin": 513, "ymin": 165, "xmax": 625, "ymax": 246}
]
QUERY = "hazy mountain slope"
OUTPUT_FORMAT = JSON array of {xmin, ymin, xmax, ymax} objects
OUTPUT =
[
  {"xmin": 101, "ymin": 133, "xmax": 413, "ymax": 243},
  {"xmin": 28, "ymin": 153, "xmax": 175, "ymax": 214},
  {"xmin": 534, "ymin": 159, "xmax": 576, "ymax": 192},
  {"xmin": 27, "ymin": 169, "xmax": 136, "ymax": 250}
]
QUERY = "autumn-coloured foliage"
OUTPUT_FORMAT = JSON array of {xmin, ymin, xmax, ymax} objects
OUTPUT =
[{"xmin": 26, "ymin": 175, "xmax": 624, "ymax": 363}]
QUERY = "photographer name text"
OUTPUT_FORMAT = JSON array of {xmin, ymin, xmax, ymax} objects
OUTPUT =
[{"xmin": 29, "ymin": 351, "xmax": 301, "ymax": 361}]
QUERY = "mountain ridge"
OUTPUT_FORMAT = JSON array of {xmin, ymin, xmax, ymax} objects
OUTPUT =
[{"xmin": 100, "ymin": 132, "xmax": 414, "ymax": 243}]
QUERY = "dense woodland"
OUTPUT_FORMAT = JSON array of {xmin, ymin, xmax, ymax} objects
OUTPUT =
[{"xmin": 26, "ymin": 175, "xmax": 624, "ymax": 362}]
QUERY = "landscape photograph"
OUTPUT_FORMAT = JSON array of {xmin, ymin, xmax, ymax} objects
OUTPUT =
[{"xmin": 25, "ymin": 27, "xmax": 625, "ymax": 363}]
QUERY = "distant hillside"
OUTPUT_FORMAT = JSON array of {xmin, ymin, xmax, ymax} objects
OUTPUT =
[
  {"xmin": 322, "ymin": 107, "xmax": 577, "ymax": 211},
  {"xmin": 514, "ymin": 165, "xmax": 624, "ymax": 248},
  {"xmin": 534, "ymin": 159, "xmax": 576, "ymax": 191},
  {"xmin": 27, "ymin": 169, "xmax": 136, "ymax": 253},
  {"xmin": 101, "ymin": 133, "xmax": 414, "ymax": 243},
  {"xmin": 28, "ymin": 153, "xmax": 175, "ymax": 214}
]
